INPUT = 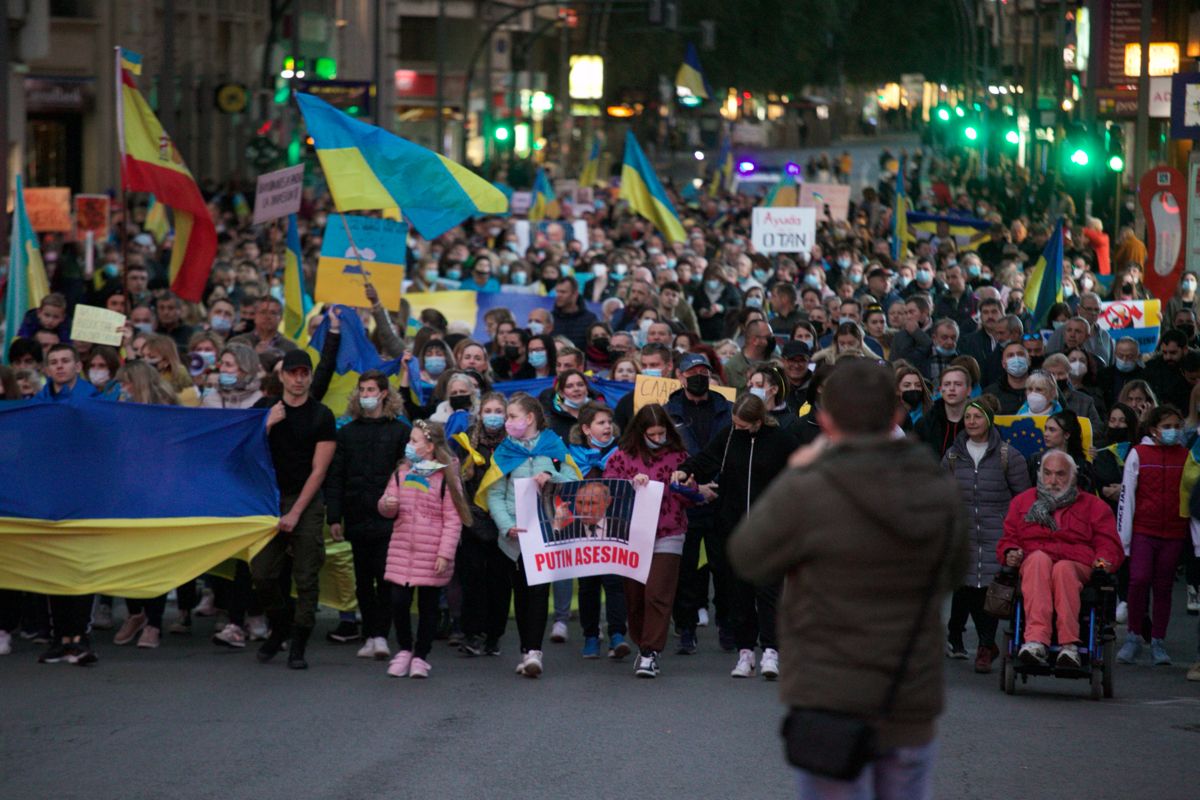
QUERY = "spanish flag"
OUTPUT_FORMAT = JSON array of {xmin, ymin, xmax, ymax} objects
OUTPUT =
[
  {"xmin": 281, "ymin": 214, "xmax": 313, "ymax": 344},
  {"xmin": 296, "ymin": 92, "xmax": 508, "ymax": 240},
  {"xmin": 675, "ymin": 43, "xmax": 711, "ymax": 101},
  {"xmin": 579, "ymin": 135, "xmax": 601, "ymax": 188},
  {"xmin": 1025, "ymin": 218, "xmax": 1064, "ymax": 329},
  {"xmin": 3, "ymin": 176, "xmax": 51, "ymax": 361},
  {"xmin": 529, "ymin": 168, "xmax": 559, "ymax": 222},
  {"xmin": 117, "ymin": 48, "xmax": 216, "ymax": 303},
  {"xmin": 0, "ymin": 401, "xmax": 278, "ymax": 597},
  {"xmin": 620, "ymin": 131, "xmax": 687, "ymax": 244}
]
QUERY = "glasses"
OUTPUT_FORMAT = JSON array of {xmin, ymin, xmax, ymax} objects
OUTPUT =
[{"xmin": 1080, "ymin": 306, "xmax": 1101, "ymax": 314}]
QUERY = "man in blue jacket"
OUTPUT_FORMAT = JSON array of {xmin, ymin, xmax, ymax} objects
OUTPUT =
[{"xmin": 35, "ymin": 344, "xmax": 99, "ymax": 403}]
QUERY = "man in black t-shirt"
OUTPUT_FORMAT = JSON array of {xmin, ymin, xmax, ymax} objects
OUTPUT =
[{"xmin": 252, "ymin": 350, "xmax": 337, "ymax": 669}]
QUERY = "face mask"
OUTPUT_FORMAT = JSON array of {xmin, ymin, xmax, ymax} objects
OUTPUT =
[
  {"xmin": 1185, "ymin": 279, "xmax": 1198, "ymax": 292},
  {"xmin": 1177, "ymin": 324, "xmax": 1196, "ymax": 339},
  {"xmin": 446, "ymin": 269, "xmax": 462, "ymax": 281},
  {"xmin": 746, "ymin": 297, "xmax": 763, "ymax": 309},
  {"xmin": 360, "ymin": 395, "xmax": 380, "ymax": 411},
  {"xmin": 449, "ymin": 394, "xmax": 473, "ymax": 411},
  {"xmin": 613, "ymin": 263, "xmax": 628, "ymax": 276},
  {"xmin": 897, "ymin": 276, "xmax": 911, "ymax": 289},
  {"xmin": 103, "ymin": 262, "xmax": 120, "ymax": 278},
  {"xmin": 639, "ymin": 318, "xmax": 653, "ymax": 333},
  {"xmin": 934, "ymin": 345, "xmax": 956, "ymax": 357},
  {"xmin": 804, "ymin": 274, "xmax": 822, "ymax": 289},
  {"xmin": 1159, "ymin": 428, "xmax": 1182, "ymax": 446},
  {"xmin": 269, "ymin": 285, "xmax": 285, "ymax": 302},
  {"xmin": 482, "ymin": 412, "xmax": 506, "ymax": 430},
  {"xmin": 644, "ymin": 435, "xmax": 665, "ymax": 450},
  {"xmin": 1115, "ymin": 357, "xmax": 1136, "ymax": 373},
  {"xmin": 1052, "ymin": 320, "xmax": 1066, "ymax": 330},
  {"xmin": 198, "ymin": 351, "xmax": 217, "ymax": 368},
  {"xmin": 424, "ymin": 356, "xmax": 446, "ymax": 376},
  {"xmin": 508, "ymin": 272, "xmax": 528, "ymax": 286},
  {"xmin": 563, "ymin": 394, "xmax": 583, "ymax": 409},
  {"xmin": 685, "ymin": 374, "xmax": 710, "ymax": 395},
  {"xmin": 916, "ymin": 269, "xmax": 933, "ymax": 284},
  {"xmin": 528, "ymin": 350, "xmax": 548, "ymax": 369},
  {"xmin": 1063, "ymin": 284, "xmax": 1075, "ymax": 299},
  {"xmin": 424, "ymin": 268, "xmax": 440, "ymax": 283},
  {"xmin": 836, "ymin": 257, "xmax": 851, "ymax": 269},
  {"xmin": 967, "ymin": 264, "xmax": 981, "ymax": 278},
  {"xmin": 591, "ymin": 337, "xmax": 610, "ymax": 353},
  {"xmin": 1005, "ymin": 356, "xmax": 1029, "ymax": 377},
  {"xmin": 505, "ymin": 417, "xmax": 530, "ymax": 439},
  {"xmin": 705, "ymin": 279, "xmax": 721, "ymax": 292},
  {"xmin": 488, "ymin": 226, "xmax": 502, "ymax": 237},
  {"xmin": 1106, "ymin": 426, "xmax": 1129, "ymax": 443},
  {"xmin": 901, "ymin": 389, "xmax": 924, "ymax": 408},
  {"xmin": 210, "ymin": 316, "xmax": 233, "ymax": 333},
  {"xmin": 642, "ymin": 368, "xmax": 662, "ymax": 378},
  {"xmin": 218, "ymin": 372, "xmax": 239, "ymax": 388},
  {"xmin": 1056, "ymin": 378, "xmax": 1072, "ymax": 396},
  {"xmin": 749, "ymin": 386, "xmax": 769, "ymax": 402},
  {"xmin": 848, "ymin": 272, "xmax": 863, "ymax": 285},
  {"xmin": 528, "ymin": 321, "xmax": 545, "ymax": 336},
  {"xmin": 589, "ymin": 435, "xmax": 612, "ymax": 448},
  {"xmin": 1068, "ymin": 360, "xmax": 1087, "ymax": 378},
  {"xmin": 134, "ymin": 322, "xmax": 154, "ymax": 334},
  {"xmin": 405, "ymin": 443, "xmax": 421, "ymax": 462},
  {"xmin": 1026, "ymin": 392, "xmax": 1050, "ymax": 414},
  {"xmin": 88, "ymin": 368, "xmax": 110, "ymax": 385},
  {"xmin": 666, "ymin": 258, "xmax": 677, "ymax": 269},
  {"xmin": 753, "ymin": 269, "xmax": 770, "ymax": 283}
]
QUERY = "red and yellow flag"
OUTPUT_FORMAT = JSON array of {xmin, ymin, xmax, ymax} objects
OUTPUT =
[{"xmin": 117, "ymin": 47, "xmax": 215, "ymax": 302}]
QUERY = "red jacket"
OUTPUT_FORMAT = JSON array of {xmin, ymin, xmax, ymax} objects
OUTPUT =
[
  {"xmin": 997, "ymin": 489, "xmax": 1124, "ymax": 570},
  {"xmin": 1131, "ymin": 443, "xmax": 1189, "ymax": 540}
]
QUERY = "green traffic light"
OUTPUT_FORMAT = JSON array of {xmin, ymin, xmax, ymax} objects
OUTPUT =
[
  {"xmin": 1108, "ymin": 155, "xmax": 1125, "ymax": 172},
  {"xmin": 964, "ymin": 126, "xmax": 978, "ymax": 142},
  {"xmin": 936, "ymin": 108, "xmax": 950, "ymax": 122},
  {"xmin": 1004, "ymin": 130, "xmax": 1019, "ymax": 145},
  {"xmin": 954, "ymin": 106, "xmax": 965, "ymax": 118},
  {"xmin": 1070, "ymin": 149, "xmax": 1089, "ymax": 166},
  {"xmin": 495, "ymin": 126, "xmax": 511, "ymax": 142}
]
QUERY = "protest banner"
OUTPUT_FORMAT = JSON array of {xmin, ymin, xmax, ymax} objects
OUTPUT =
[
  {"xmin": 633, "ymin": 373, "xmax": 735, "ymax": 413},
  {"xmin": 23, "ymin": 187, "xmax": 71, "ymax": 232},
  {"xmin": 73, "ymin": 194, "xmax": 110, "ymax": 241},
  {"xmin": 315, "ymin": 214, "xmax": 407, "ymax": 309},
  {"xmin": 252, "ymin": 165, "xmax": 305, "ymax": 224},
  {"xmin": 798, "ymin": 182, "xmax": 851, "ymax": 222},
  {"xmin": 1097, "ymin": 298, "xmax": 1162, "ymax": 355},
  {"xmin": 995, "ymin": 414, "xmax": 1094, "ymax": 461},
  {"xmin": 69, "ymin": 305, "xmax": 126, "ymax": 346},
  {"xmin": 514, "ymin": 477, "xmax": 662, "ymax": 585},
  {"xmin": 751, "ymin": 206, "xmax": 815, "ymax": 254}
]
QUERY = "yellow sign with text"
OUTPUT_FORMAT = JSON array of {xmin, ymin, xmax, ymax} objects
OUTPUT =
[{"xmin": 633, "ymin": 374, "xmax": 735, "ymax": 413}]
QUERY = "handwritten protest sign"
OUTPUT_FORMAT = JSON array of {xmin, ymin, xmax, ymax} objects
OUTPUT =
[
  {"xmin": 70, "ymin": 305, "xmax": 126, "ymax": 346},
  {"xmin": 252, "ymin": 165, "xmax": 304, "ymax": 225},
  {"xmin": 316, "ymin": 214, "xmax": 408, "ymax": 309},
  {"xmin": 514, "ymin": 477, "xmax": 661, "ymax": 585},
  {"xmin": 633, "ymin": 374, "xmax": 735, "ymax": 413},
  {"xmin": 799, "ymin": 182, "xmax": 851, "ymax": 222},
  {"xmin": 74, "ymin": 194, "xmax": 110, "ymax": 241},
  {"xmin": 751, "ymin": 206, "xmax": 815, "ymax": 254},
  {"xmin": 24, "ymin": 187, "xmax": 71, "ymax": 232}
]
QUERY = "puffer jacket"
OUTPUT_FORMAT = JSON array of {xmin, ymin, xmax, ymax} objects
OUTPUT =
[
  {"xmin": 378, "ymin": 465, "xmax": 462, "ymax": 587},
  {"xmin": 325, "ymin": 415, "xmax": 410, "ymax": 539},
  {"xmin": 941, "ymin": 428, "xmax": 1031, "ymax": 587}
]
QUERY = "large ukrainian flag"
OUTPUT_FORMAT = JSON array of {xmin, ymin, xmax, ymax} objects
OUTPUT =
[
  {"xmin": 296, "ymin": 92, "xmax": 508, "ymax": 239},
  {"xmin": 0, "ymin": 401, "xmax": 279, "ymax": 596},
  {"xmin": 620, "ymin": 131, "xmax": 687, "ymax": 244},
  {"xmin": 1025, "ymin": 218, "xmax": 1065, "ymax": 329}
]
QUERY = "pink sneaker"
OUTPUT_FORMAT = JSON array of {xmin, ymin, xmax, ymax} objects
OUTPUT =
[
  {"xmin": 387, "ymin": 650, "xmax": 413, "ymax": 677},
  {"xmin": 409, "ymin": 657, "xmax": 430, "ymax": 679},
  {"xmin": 113, "ymin": 613, "xmax": 147, "ymax": 646},
  {"xmin": 137, "ymin": 626, "xmax": 161, "ymax": 649}
]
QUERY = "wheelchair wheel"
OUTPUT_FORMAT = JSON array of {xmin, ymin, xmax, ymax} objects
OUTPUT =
[
  {"xmin": 1102, "ymin": 639, "xmax": 1115, "ymax": 699},
  {"xmin": 1003, "ymin": 657, "xmax": 1015, "ymax": 695}
]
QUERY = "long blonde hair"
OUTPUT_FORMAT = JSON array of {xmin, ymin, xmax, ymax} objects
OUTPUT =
[
  {"xmin": 116, "ymin": 359, "xmax": 180, "ymax": 405},
  {"xmin": 408, "ymin": 419, "xmax": 473, "ymax": 525},
  {"xmin": 141, "ymin": 333, "xmax": 193, "ymax": 393}
]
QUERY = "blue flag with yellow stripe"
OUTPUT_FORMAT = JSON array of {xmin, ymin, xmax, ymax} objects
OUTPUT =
[
  {"xmin": 281, "ymin": 214, "xmax": 313, "ymax": 343},
  {"xmin": 1025, "ymin": 219, "xmax": 1064, "ymax": 329},
  {"xmin": 296, "ymin": 92, "xmax": 508, "ymax": 239},
  {"xmin": 620, "ymin": 131, "xmax": 686, "ymax": 244},
  {"xmin": 529, "ymin": 168, "xmax": 559, "ymax": 222}
]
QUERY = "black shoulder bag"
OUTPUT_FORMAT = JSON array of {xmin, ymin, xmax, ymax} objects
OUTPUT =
[{"xmin": 781, "ymin": 500, "xmax": 953, "ymax": 781}]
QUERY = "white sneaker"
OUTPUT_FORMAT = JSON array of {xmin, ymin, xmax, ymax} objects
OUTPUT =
[
  {"xmin": 92, "ymin": 603, "xmax": 114, "ymax": 630},
  {"xmin": 697, "ymin": 608, "xmax": 710, "ymax": 628},
  {"xmin": 246, "ymin": 615, "xmax": 269, "ymax": 641},
  {"xmin": 760, "ymin": 648, "xmax": 780, "ymax": 680},
  {"xmin": 1115, "ymin": 601, "xmax": 1128, "ymax": 625},
  {"xmin": 1187, "ymin": 585, "xmax": 1199, "ymax": 613},
  {"xmin": 1056, "ymin": 643, "xmax": 1081, "ymax": 668},
  {"xmin": 1018, "ymin": 641, "xmax": 1048, "ymax": 666},
  {"xmin": 0, "ymin": 630, "xmax": 11, "ymax": 655},
  {"xmin": 356, "ymin": 639, "xmax": 376, "ymax": 658},
  {"xmin": 372, "ymin": 637, "xmax": 391, "ymax": 660},
  {"xmin": 193, "ymin": 588, "xmax": 216, "ymax": 617},
  {"xmin": 731, "ymin": 648, "xmax": 756, "ymax": 678},
  {"xmin": 550, "ymin": 621, "xmax": 569, "ymax": 643},
  {"xmin": 520, "ymin": 650, "xmax": 543, "ymax": 678},
  {"xmin": 212, "ymin": 623, "xmax": 246, "ymax": 649}
]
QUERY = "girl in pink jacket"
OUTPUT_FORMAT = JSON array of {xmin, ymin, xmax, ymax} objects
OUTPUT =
[{"xmin": 378, "ymin": 420, "xmax": 472, "ymax": 679}]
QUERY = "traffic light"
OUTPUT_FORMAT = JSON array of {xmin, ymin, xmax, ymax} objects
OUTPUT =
[
  {"xmin": 1106, "ymin": 123, "xmax": 1126, "ymax": 172},
  {"xmin": 963, "ymin": 125, "xmax": 979, "ymax": 143},
  {"xmin": 1004, "ymin": 129, "xmax": 1019, "ymax": 146},
  {"xmin": 492, "ymin": 121, "xmax": 513, "ymax": 146},
  {"xmin": 935, "ymin": 105, "xmax": 951, "ymax": 122},
  {"xmin": 1065, "ymin": 122, "xmax": 1091, "ymax": 169}
]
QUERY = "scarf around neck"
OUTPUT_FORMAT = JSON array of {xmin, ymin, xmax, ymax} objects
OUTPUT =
[{"xmin": 1024, "ymin": 484, "xmax": 1078, "ymax": 531}]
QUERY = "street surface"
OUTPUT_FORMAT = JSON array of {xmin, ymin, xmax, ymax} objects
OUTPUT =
[{"xmin": 2, "ymin": 584, "xmax": 1197, "ymax": 800}]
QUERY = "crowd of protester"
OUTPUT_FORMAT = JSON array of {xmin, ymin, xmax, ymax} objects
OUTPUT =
[{"xmin": 1, "ymin": 145, "xmax": 1198, "ymax": 687}]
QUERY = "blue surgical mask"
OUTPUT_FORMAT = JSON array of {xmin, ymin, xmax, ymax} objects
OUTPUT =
[
  {"xmin": 837, "ymin": 257, "xmax": 851, "ymax": 269},
  {"xmin": 103, "ymin": 262, "xmax": 120, "ymax": 278},
  {"xmin": 360, "ymin": 395, "xmax": 380, "ymax": 411},
  {"xmin": 563, "ymin": 394, "xmax": 583, "ymax": 409},
  {"xmin": 424, "ymin": 356, "xmax": 446, "ymax": 376},
  {"xmin": 529, "ymin": 321, "xmax": 545, "ymax": 336},
  {"xmin": 218, "ymin": 372, "xmax": 238, "ymax": 387},
  {"xmin": 1159, "ymin": 428, "xmax": 1182, "ymax": 446},
  {"xmin": 512, "ymin": 272, "xmax": 528, "ymax": 286},
  {"xmin": 642, "ymin": 368, "xmax": 662, "ymax": 378},
  {"xmin": 934, "ymin": 345, "xmax": 956, "ymax": 357},
  {"xmin": 405, "ymin": 443, "xmax": 420, "ymax": 461},
  {"xmin": 848, "ymin": 272, "xmax": 863, "ymax": 285},
  {"xmin": 424, "ymin": 268, "xmax": 440, "ymax": 283},
  {"xmin": 644, "ymin": 435, "xmax": 665, "ymax": 450},
  {"xmin": 1052, "ymin": 320, "xmax": 1065, "ymax": 330},
  {"xmin": 446, "ymin": 268, "xmax": 462, "ymax": 281},
  {"xmin": 1063, "ymin": 284, "xmax": 1075, "ymax": 299},
  {"xmin": 804, "ymin": 274, "xmax": 822, "ymax": 289},
  {"xmin": 589, "ymin": 435, "xmax": 612, "ymax": 449},
  {"xmin": 210, "ymin": 316, "xmax": 233, "ymax": 333},
  {"xmin": 749, "ymin": 386, "xmax": 768, "ymax": 401},
  {"xmin": 1005, "ymin": 356, "xmax": 1029, "ymax": 378},
  {"xmin": 666, "ymin": 258, "xmax": 677, "ymax": 269},
  {"xmin": 198, "ymin": 351, "xmax": 217, "ymax": 367},
  {"xmin": 134, "ymin": 322, "xmax": 154, "ymax": 334},
  {"xmin": 269, "ymin": 285, "xmax": 284, "ymax": 302},
  {"xmin": 753, "ymin": 269, "xmax": 769, "ymax": 283},
  {"xmin": 528, "ymin": 350, "xmax": 548, "ymax": 368},
  {"xmin": 705, "ymin": 279, "xmax": 721, "ymax": 292},
  {"xmin": 916, "ymin": 269, "xmax": 933, "ymax": 284},
  {"xmin": 967, "ymin": 264, "xmax": 981, "ymax": 278},
  {"xmin": 482, "ymin": 412, "xmax": 506, "ymax": 430},
  {"xmin": 1115, "ymin": 358, "xmax": 1136, "ymax": 373},
  {"xmin": 746, "ymin": 297, "xmax": 763, "ymax": 309}
]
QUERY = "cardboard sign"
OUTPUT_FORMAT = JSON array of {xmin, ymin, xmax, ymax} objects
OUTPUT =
[
  {"xmin": 751, "ymin": 206, "xmax": 815, "ymax": 254},
  {"xmin": 1098, "ymin": 299, "xmax": 1162, "ymax": 355},
  {"xmin": 315, "ymin": 214, "xmax": 407, "ymax": 309},
  {"xmin": 252, "ymin": 165, "xmax": 305, "ymax": 224},
  {"xmin": 515, "ymin": 477, "xmax": 661, "ymax": 585},
  {"xmin": 73, "ymin": 194, "xmax": 110, "ymax": 241},
  {"xmin": 70, "ymin": 305, "xmax": 126, "ymax": 346},
  {"xmin": 633, "ymin": 373, "xmax": 735, "ymax": 413},
  {"xmin": 23, "ymin": 187, "xmax": 72, "ymax": 233},
  {"xmin": 798, "ymin": 182, "xmax": 851, "ymax": 222}
]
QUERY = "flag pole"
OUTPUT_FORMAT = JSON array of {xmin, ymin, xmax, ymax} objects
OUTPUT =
[
  {"xmin": 336, "ymin": 211, "xmax": 374, "ymax": 292},
  {"xmin": 114, "ymin": 47, "xmax": 129, "ymax": 273}
]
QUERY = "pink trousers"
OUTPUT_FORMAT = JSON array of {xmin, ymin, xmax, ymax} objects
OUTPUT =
[{"xmin": 1019, "ymin": 551, "xmax": 1092, "ymax": 646}]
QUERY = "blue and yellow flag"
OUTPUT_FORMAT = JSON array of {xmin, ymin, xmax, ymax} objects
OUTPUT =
[
  {"xmin": 3, "ymin": 176, "xmax": 51, "ymax": 363},
  {"xmin": 708, "ymin": 135, "xmax": 732, "ymax": 197},
  {"xmin": 144, "ymin": 194, "xmax": 170, "ymax": 243},
  {"xmin": 296, "ymin": 92, "xmax": 508, "ymax": 240},
  {"xmin": 994, "ymin": 414, "xmax": 1093, "ymax": 462},
  {"xmin": 119, "ymin": 47, "xmax": 142, "ymax": 76},
  {"xmin": 675, "ymin": 43, "xmax": 711, "ymax": 101},
  {"xmin": 529, "ymin": 168, "xmax": 559, "ymax": 222},
  {"xmin": 891, "ymin": 156, "xmax": 908, "ymax": 261},
  {"xmin": 1025, "ymin": 218, "xmax": 1065, "ymax": 329},
  {"xmin": 620, "ymin": 131, "xmax": 686, "ymax": 244},
  {"xmin": 281, "ymin": 214, "xmax": 313, "ymax": 343},
  {"xmin": 579, "ymin": 136, "xmax": 601, "ymax": 188},
  {"xmin": 233, "ymin": 192, "xmax": 251, "ymax": 223},
  {"xmin": 473, "ymin": 431, "xmax": 582, "ymax": 511},
  {"xmin": 905, "ymin": 211, "xmax": 991, "ymax": 251},
  {"xmin": 765, "ymin": 180, "xmax": 799, "ymax": 207},
  {"xmin": 0, "ymin": 401, "xmax": 279, "ymax": 596}
]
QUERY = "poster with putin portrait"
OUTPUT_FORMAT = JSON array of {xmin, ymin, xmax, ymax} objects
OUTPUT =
[{"xmin": 513, "ymin": 477, "xmax": 662, "ymax": 585}]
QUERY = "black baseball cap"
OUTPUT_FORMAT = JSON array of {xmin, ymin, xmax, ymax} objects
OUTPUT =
[
  {"xmin": 782, "ymin": 340, "xmax": 813, "ymax": 359},
  {"xmin": 280, "ymin": 350, "xmax": 313, "ymax": 372}
]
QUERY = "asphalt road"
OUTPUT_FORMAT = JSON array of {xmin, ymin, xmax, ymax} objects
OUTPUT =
[{"xmin": 2, "ymin": 586, "xmax": 1197, "ymax": 800}]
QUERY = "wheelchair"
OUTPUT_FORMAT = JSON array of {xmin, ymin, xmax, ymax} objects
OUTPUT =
[{"xmin": 998, "ymin": 568, "xmax": 1117, "ymax": 700}]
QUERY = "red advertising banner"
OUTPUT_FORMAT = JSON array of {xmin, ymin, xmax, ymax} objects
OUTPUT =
[{"xmin": 1140, "ymin": 166, "xmax": 1187, "ymax": 300}]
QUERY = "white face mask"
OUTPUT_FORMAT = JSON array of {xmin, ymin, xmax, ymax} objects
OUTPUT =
[
  {"xmin": 1068, "ymin": 360, "xmax": 1087, "ymax": 378},
  {"xmin": 1026, "ymin": 392, "xmax": 1051, "ymax": 414}
]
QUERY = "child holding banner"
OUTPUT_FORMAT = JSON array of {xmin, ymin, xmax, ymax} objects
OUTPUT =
[{"xmin": 603, "ymin": 404, "xmax": 691, "ymax": 679}]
